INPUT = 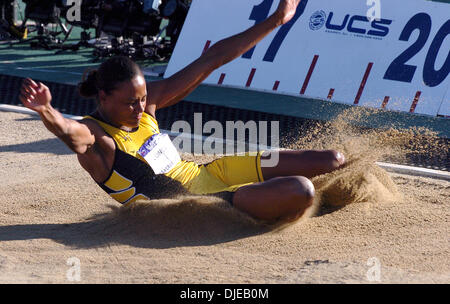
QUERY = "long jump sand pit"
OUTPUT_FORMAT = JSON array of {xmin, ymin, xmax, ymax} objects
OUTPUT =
[{"xmin": 0, "ymin": 110, "xmax": 448, "ymax": 283}]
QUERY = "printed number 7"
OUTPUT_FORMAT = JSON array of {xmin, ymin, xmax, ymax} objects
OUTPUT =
[{"xmin": 242, "ymin": 0, "xmax": 308, "ymax": 62}]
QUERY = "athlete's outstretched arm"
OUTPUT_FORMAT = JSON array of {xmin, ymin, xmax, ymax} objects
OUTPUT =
[
  {"xmin": 19, "ymin": 78, "xmax": 95, "ymax": 154},
  {"xmin": 146, "ymin": 0, "xmax": 303, "ymax": 114}
]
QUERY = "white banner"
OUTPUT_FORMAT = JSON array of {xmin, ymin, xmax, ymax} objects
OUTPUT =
[{"xmin": 165, "ymin": 0, "xmax": 450, "ymax": 117}]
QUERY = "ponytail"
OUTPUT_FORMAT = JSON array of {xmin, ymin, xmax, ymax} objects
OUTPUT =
[{"xmin": 78, "ymin": 69, "xmax": 99, "ymax": 99}]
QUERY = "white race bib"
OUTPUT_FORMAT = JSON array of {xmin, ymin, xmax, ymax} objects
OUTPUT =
[{"xmin": 138, "ymin": 133, "xmax": 181, "ymax": 174}]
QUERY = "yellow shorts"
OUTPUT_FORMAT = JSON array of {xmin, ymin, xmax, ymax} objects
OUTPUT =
[{"xmin": 168, "ymin": 152, "xmax": 265, "ymax": 196}]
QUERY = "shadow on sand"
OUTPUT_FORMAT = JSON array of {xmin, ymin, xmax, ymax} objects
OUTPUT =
[
  {"xmin": 0, "ymin": 137, "xmax": 73, "ymax": 155},
  {"xmin": 0, "ymin": 198, "xmax": 274, "ymax": 249}
]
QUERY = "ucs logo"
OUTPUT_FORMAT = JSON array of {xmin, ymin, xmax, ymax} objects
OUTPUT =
[
  {"xmin": 309, "ymin": 10, "xmax": 326, "ymax": 30},
  {"xmin": 310, "ymin": 10, "xmax": 392, "ymax": 37}
]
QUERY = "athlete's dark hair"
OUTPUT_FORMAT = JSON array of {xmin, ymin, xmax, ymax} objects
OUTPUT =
[{"xmin": 78, "ymin": 56, "xmax": 143, "ymax": 99}]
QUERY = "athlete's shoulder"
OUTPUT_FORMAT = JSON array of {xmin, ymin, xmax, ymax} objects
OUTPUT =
[
  {"xmin": 80, "ymin": 116, "xmax": 107, "ymax": 135},
  {"xmin": 79, "ymin": 117, "xmax": 115, "ymax": 150},
  {"xmin": 78, "ymin": 116, "xmax": 115, "ymax": 162}
]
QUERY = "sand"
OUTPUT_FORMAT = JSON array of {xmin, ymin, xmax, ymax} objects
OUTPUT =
[{"xmin": 0, "ymin": 110, "xmax": 449, "ymax": 284}]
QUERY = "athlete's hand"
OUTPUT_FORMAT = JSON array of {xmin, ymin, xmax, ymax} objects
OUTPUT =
[
  {"xmin": 275, "ymin": 0, "xmax": 302, "ymax": 25},
  {"xmin": 19, "ymin": 78, "xmax": 52, "ymax": 113}
]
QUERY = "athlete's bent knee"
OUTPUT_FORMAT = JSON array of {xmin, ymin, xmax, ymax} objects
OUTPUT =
[
  {"xmin": 280, "ymin": 176, "xmax": 315, "ymax": 221},
  {"xmin": 285, "ymin": 176, "xmax": 315, "ymax": 206}
]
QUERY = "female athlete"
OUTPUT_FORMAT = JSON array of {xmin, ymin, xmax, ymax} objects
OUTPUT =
[{"xmin": 19, "ymin": 0, "xmax": 345, "ymax": 222}]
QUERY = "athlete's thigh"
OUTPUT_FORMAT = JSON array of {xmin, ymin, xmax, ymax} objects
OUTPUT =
[
  {"xmin": 232, "ymin": 175, "xmax": 314, "ymax": 221},
  {"xmin": 205, "ymin": 152, "xmax": 264, "ymax": 186}
]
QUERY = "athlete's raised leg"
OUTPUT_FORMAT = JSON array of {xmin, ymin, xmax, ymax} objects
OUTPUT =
[{"xmin": 260, "ymin": 150, "xmax": 346, "ymax": 180}]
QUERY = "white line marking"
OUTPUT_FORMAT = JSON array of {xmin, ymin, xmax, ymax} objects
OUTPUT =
[
  {"xmin": 15, "ymin": 67, "xmax": 83, "ymax": 76},
  {"xmin": 0, "ymin": 104, "xmax": 83, "ymax": 120}
]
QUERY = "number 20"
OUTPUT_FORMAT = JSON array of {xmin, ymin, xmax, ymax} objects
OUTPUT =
[{"xmin": 384, "ymin": 13, "xmax": 450, "ymax": 87}]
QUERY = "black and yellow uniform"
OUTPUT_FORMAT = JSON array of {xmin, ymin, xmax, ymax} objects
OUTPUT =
[{"xmin": 84, "ymin": 112, "xmax": 264, "ymax": 206}]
